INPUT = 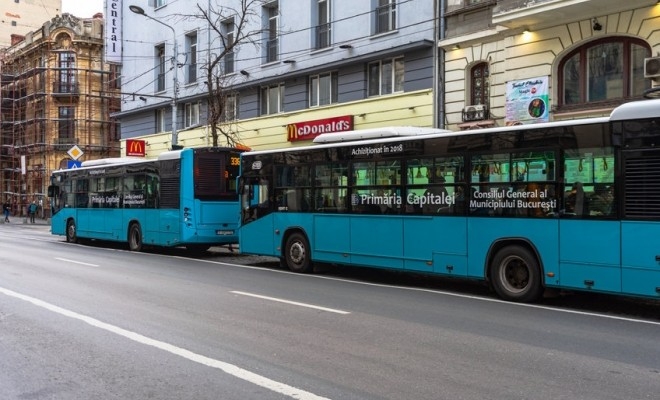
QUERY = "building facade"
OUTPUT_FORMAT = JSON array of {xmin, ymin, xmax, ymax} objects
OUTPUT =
[
  {"xmin": 117, "ymin": 0, "xmax": 438, "ymax": 156},
  {"xmin": 0, "ymin": 13, "xmax": 121, "ymax": 217},
  {"xmin": 441, "ymin": 0, "xmax": 660, "ymax": 130}
]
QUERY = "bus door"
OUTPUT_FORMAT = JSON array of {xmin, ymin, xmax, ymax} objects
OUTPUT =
[{"xmin": 239, "ymin": 177, "xmax": 276, "ymax": 255}]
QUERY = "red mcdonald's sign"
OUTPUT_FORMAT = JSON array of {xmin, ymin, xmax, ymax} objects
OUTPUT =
[
  {"xmin": 126, "ymin": 139, "xmax": 146, "ymax": 157},
  {"xmin": 287, "ymin": 115, "xmax": 353, "ymax": 142}
]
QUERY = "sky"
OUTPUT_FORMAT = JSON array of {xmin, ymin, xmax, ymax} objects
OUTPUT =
[{"xmin": 61, "ymin": 0, "xmax": 105, "ymax": 18}]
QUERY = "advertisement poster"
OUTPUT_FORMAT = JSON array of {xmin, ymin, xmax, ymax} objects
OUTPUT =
[{"xmin": 505, "ymin": 76, "xmax": 549, "ymax": 125}]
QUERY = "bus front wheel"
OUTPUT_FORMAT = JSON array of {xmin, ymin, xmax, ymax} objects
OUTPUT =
[
  {"xmin": 128, "ymin": 223, "xmax": 143, "ymax": 252},
  {"xmin": 490, "ymin": 245, "xmax": 542, "ymax": 303},
  {"xmin": 284, "ymin": 232, "xmax": 312, "ymax": 273},
  {"xmin": 66, "ymin": 219, "xmax": 77, "ymax": 243}
]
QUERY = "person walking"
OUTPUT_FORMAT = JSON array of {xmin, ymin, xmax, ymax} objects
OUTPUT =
[
  {"xmin": 2, "ymin": 200, "xmax": 10, "ymax": 223},
  {"xmin": 28, "ymin": 200, "xmax": 37, "ymax": 223}
]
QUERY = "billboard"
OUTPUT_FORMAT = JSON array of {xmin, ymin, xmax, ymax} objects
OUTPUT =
[
  {"xmin": 505, "ymin": 76, "xmax": 549, "ymax": 125},
  {"xmin": 104, "ymin": 0, "xmax": 122, "ymax": 64}
]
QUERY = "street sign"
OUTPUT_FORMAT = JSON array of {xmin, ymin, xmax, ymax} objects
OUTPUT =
[
  {"xmin": 67, "ymin": 145, "xmax": 84, "ymax": 160},
  {"xmin": 67, "ymin": 160, "xmax": 82, "ymax": 169}
]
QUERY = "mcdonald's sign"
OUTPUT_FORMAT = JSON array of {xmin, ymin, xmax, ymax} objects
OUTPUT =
[
  {"xmin": 286, "ymin": 115, "xmax": 353, "ymax": 142},
  {"xmin": 126, "ymin": 139, "xmax": 146, "ymax": 157}
]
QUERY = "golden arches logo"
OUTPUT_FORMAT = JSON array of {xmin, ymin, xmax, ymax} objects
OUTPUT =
[
  {"xmin": 127, "ymin": 140, "xmax": 145, "ymax": 156},
  {"xmin": 287, "ymin": 124, "xmax": 298, "ymax": 141}
]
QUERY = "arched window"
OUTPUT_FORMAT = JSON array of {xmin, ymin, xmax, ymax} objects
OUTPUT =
[
  {"xmin": 559, "ymin": 37, "xmax": 650, "ymax": 106},
  {"xmin": 470, "ymin": 62, "xmax": 489, "ymax": 105}
]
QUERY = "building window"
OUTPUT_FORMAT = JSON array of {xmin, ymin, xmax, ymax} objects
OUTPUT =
[
  {"xmin": 260, "ymin": 83, "xmax": 284, "ymax": 115},
  {"xmin": 222, "ymin": 19, "xmax": 235, "ymax": 74},
  {"xmin": 470, "ymin": 62, "xmax": 489, "ymax": 106},
  {"xmin": 155, "ymin": 44, "xmax": 166, "ymax": 92},
  {"xmin": 58, "ymin": 107, "xmax": 75, "ymax": 143},
  {"xmin": 264, "ymin": 2, "xmax": 279, "ymax": 63},
  {"xmin": 156, "ymin": 108, "xmax": 165, "ymax": 132},
  {"xmin": 559, "ymin": 37, "xmax": 650, "ymax": 106},
  {"xmin": 224, "ymin": 94, "xmax": 238, "ymax": 121},
  {"xmin": 375, "ymin": 0, "xmax": 396, "ymax": 34},
  {"xmin": 186, "ymin": 32, "xmax": 197, "ymax": 84},
  {"xmin": 315, "ymin": 0, "xmax": 331, "ymax": 49},
  {"xmin": 58, "ymin": 52, "xmax": 76, "ymax": 93},
  {"xmin": 310, "ymin": 72, "xmax": 338, "ymax": 107},
  {"xmin": 368, "ymin": 57, "xmax": 404, "ymax": 96},
  {"xmin": 109, "ymin": 64, "xmax": 121, "ymax": 89},
  {"xmin": 185, "ymin": 102, "xmax": 200, "ymax": 127},
  {"xmin": 155, "ymin": 0, "xmax": 166, "ymax": 8}
]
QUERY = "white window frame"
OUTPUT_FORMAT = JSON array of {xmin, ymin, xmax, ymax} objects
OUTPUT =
[
  {"xmin": 368, "ymin": 57, "xmax": 404, "ymax": 96},
  {"xmin": 223, "ymin": 19, "xmax": 236, "ymax": 74},
  {"xmin": 260, "ymin": 83, "xmax": 284, "ymax": 115},
  {"xmin": 224, "ymin": 94, "xmax": 238, "ymax": 121},
  {"xmin": 156, "ymin": 108, "xmax": 165, "ymax": 132},
  {"xmin": 309, "ymin": 71, "xmax": 338, "ymax": 107},
  {"xmin": 185, "ymin": 102, "xmax": 200, "ymax": 127},
  {"xmin": 375, "ymin": 0, "xmax": 396, "ymax": 34},
  {"xmin": 186, "ymin": 31, "xmax": 197, "ymax": 84}
]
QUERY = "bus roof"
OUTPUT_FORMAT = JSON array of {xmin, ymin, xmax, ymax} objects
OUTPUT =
[
  {"xmin": 80, "ymin": 157, "xmax": 149, "ymax": 167},
  {"xmin": 312, "ymin": 126, "xmax": 451, "ymax": 143},
  {"xmin": 243, "ymin": 116, "xmax": 612, "ymax": 157},
  {"xmin": 609, "ymin": 98, "xmax": 660, "ymax": 121}
]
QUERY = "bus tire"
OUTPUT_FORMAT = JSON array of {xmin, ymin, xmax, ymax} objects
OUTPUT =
[
  {"xmin": 128, "ymin": 223, "xmax": 143, "ymax": 252},
  {"xmin": 284, "ymin": 232, "xmax": 313, "ymax": 273},
  {"xmin": 490, "ymin": 245, "xmax": 542, "ymax": 303},
  {"xmin": 66, "ymin": 219, "xmax": 77, "ymax": 243}
]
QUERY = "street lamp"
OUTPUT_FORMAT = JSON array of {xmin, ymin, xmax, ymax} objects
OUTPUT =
[{"xmin": 129, "ymin": 5, "xmax": 179, "ymax": 149}]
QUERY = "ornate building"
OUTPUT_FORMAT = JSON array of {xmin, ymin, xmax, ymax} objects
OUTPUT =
[{"xmin": 0, "ymin": 13, "xmax": 121, "ymax": 218}]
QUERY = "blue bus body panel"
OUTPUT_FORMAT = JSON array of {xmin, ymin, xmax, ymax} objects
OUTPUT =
[
  {"xmin": 559, "ymin": 220, "xmax": 621, "ymax": 293},
  {"xmin": 466, "ymin": 218, "xmax": 559, "ymax": 282},
  {"xmin": 240, "ymin": 214, "xmax": 278, "ymax": 256},
  {"xmin": 621, "ymin": 221, "xmax": 660, "ymax": 297},
  {"xmin": 404, "ymin": 216, "xmax": 467, "ymax": 275},
  {"xmin": 314, "ymin": 215, "xmax": 351, "ymax": 264}
]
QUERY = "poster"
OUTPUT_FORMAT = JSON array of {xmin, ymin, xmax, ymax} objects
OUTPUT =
[{"xmin": 505, "ymin": 76, "xmax": 549, "ymax": 125}]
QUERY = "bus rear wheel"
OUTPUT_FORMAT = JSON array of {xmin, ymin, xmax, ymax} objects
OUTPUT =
[
  {"xmin": 128, "ymin": 223, "xmax": 143, "ymax": 252},
  {"xmin": 66, "ymin": 219, "xmax": 77, "ymax": 243},
  {"xmin": 490, "ymin": 245, "xmax": 542, "ymax": 303},
  {"xmin": 284, "ymin": 232, "xmax": 312, "ymax": 273}
]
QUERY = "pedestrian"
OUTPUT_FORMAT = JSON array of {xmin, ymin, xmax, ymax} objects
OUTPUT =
[
  {"xmin": 2, "ymin": 199, "xmax": 10, "ymax": 223},
  {"xmin": 28, "ymin": 200, "xmax": 37, "ymax": 223}
]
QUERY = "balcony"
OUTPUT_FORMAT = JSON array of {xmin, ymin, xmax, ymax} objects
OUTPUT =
[
  {"xmin": 52, "ymin": 81, "xmax": 79, "ymax": 98},
  {"xmin": 492, "ymin": 0, "xmax": 657, "ymax": 30}
]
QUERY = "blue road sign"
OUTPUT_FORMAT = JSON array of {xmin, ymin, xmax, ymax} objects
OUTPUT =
[{"xmin": 67, "ymin": 160, "xmax": 82, "ymax": 169}]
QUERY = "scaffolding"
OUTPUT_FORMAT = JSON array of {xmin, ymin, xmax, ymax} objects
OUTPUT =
[{"xmin": 0, "ymin": 14, "xmax": 120, "ymax": 219}]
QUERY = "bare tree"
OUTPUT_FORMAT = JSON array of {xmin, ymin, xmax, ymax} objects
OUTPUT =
[{"xmin": 186, "ymin": 0, "xmax": 267, "ymax": 148}]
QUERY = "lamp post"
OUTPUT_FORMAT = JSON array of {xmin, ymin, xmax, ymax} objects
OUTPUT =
[{"xmin": 129, "ymin": 5, "xmax": 179, "ymax": 149}]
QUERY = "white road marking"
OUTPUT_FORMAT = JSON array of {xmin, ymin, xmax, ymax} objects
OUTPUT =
[
  {"xmin": 55, "ymin": 257, "xmax": 99, "ymax": 267},
  {"xmin": 230, "ymin": 291, "xmax": 351, "ymax": 315},
  {"xmin": 0, "ymin": 286, "xmax": 331, "ymax": 400}
]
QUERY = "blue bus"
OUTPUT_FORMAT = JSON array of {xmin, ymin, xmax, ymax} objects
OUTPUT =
[
  {"xmin": 49, "ymin": 146, "xmax": 242, "ymax": 252},
  {"xmin": 238, "ymin": 99, "xmax": 660, "ymax": 302}
]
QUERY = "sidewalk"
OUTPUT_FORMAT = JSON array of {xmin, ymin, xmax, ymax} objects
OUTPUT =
[{"xmin": 0, "ymin": 216, "xmax": 50, "ymax": 226}]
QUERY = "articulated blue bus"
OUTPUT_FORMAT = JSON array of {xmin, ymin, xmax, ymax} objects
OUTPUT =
[
  {"xmin": 238, "ymin": 99, "xmax": 660, "ymax": 302},
  {"xmin": 49, "ymin": 147, "xmax": 242, "ymax": 252}
]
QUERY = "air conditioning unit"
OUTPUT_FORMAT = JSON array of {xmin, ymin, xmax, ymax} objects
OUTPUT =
[
  {"xmin": 644, "ymin": 57, "xmax": 660, "ymax": 79},
  {"xmin": 462, "ymin": 104, "xmax": 488, "ymax": 122}
]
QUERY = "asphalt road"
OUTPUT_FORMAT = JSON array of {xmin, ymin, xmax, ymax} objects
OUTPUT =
[{"xmin": 1, "ymin": 222, "xmax": 659, "ymax": 400}]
